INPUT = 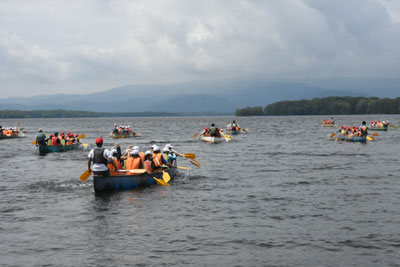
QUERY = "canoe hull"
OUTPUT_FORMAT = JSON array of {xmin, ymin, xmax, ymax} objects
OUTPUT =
[
  {"xmin": 0, "ymin": 134, "xmax": 21, "ymax": 139},
  {"xmin": 321, "ymin": 124, "xmax": 335, "ymax": 127},
  {"xmin": 37, "ymin": 143, "xmax": 83, "ymax": 154},
  {"xmin": 93, "ymin": 167, "xmax": 177, "ymax": 192},
  {"xmin": 369, "ymin": 127, "xmax": 388, "ymax": 131},
  {"xmin": 199, "ymin": 136, "xmax": 222, "ymax": 143},
  {"xmin": 337, "ymin": 135, "xmax": 367, "ymax": 142}
]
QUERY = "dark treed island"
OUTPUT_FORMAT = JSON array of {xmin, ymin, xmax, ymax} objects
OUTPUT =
[
  {"xmin": 236, "ymin": 96, "xmax": 400, "ymax": 116},
  {"xmin": 0, "ymin": 109, "xmax": 231, "ymax": 118}
]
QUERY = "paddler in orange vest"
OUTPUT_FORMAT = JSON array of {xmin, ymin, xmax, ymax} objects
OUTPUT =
[
  {"xmin": 151, "ymin": 145, "xmax": 168, "ymax": 172},
  {"xmin": 51, "ymin": 132, "xmax": 61, "ymax": 146},
  {"xmin": 133, "ymin": 145, "xmax": 145, "ymax": 163},
  {"xmin": 108, "ymin": 149, "xmax": 122, "ymax": 175},
  {"xmin": 125, "ymin": 149, "xmax": 143, "ymax": 174}
]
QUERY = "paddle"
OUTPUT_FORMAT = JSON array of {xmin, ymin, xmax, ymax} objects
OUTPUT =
[
  {"xmin": 372, "ymin": 133, "xmax": 379, "ymax": 136},
  {"xmin": 177, "ymin": 166, "xmax": 191, "ymax": 170},
  {"xmin": 330, "ymin": 132, "xmax": 336, "ymax": 138},
  {"xmin": 366, "ymin": 136, "xmax": 376, "ymax": 141},
  {"xmin": 134, "ymin": 132, "xmax": 142, "ymax": 137},
  {"xmin": 163, "ymin": 171, "xmax": 171, "ymax": 183},
  {"xmin": 241, "ymin": 128, "xmax": 248, "ymax": 132},
  {"xmin": 192, "ymin": 132, "xmax": 201, "ymax": 140},
  {"xmin": 153, "ymin": 177, "xmax": 169, "ymax": 186},
  {"xmin": 78, "ymin": 134, "xmax": 85, "ymax": 139},
  {"xmin": 173, "ymin": 151, "xmax": 201, "ymax": 168},
  {"xmin": 118, "ymin": 169, "xmax": 147, "ymax": 174},
  {"xmin": 390, "ymin": 124, "xmax": 397, "ymax": 128},
  {"xmin": 80, "ymin": 169, "xmax": 92, "ymax": 181},
  {"xmin": 222, "ymin": 134, "xmax": 232, "ymax": 141}
]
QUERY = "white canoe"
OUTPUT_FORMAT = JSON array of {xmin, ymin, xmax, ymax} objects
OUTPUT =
[{"xmin": 199, "ymin": 136, "xmax": 222, "ymax": 143}]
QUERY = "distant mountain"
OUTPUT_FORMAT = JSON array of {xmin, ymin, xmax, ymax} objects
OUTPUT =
[{"xmin": 0, "ymin": 79, "xmax": 390, "ymax": 113}]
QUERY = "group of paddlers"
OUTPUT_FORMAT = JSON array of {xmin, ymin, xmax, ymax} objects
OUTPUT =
[
  {"xmin": 370, "ymin": 120, "xmax": 389, "ymax": 128},
  {"xmin": 338, "ymin": 121, "xmax": 369, "ymax": 137},
  {"xmin": 35, "ymin": 129, "xmax": 81, "ymax": 146},
  {"xmin": 112, "ymin": 124, "xmax": 134, "ymax": 135},
  {"xmin": 88, "ymin": 137, "xmax": 177, "ymax": 176},
  {"xmin": 201, "ymin": 121, "xmax": 240, "ymax": 137},
  {"xmin": 0, "ymin": 126, "xmax": 21, "ymax": 136},
  {"xmin": 322, "ymin": 118, "xmax": 335, "ymax": 125}
]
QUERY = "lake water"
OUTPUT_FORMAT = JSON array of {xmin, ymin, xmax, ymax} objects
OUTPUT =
[{"xmin": 1, "ymin": 115, "xmax": 399, "ymax": 267}]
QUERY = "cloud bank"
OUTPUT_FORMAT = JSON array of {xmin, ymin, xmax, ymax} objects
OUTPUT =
[{"xmin": 0, "ymin": 0, "xmax": 399, "ymax": 97}]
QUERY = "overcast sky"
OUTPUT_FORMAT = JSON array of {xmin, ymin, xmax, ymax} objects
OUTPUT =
[{"xmin": 0, "ymin": 0, "xmax": 399, "ymax": 98}]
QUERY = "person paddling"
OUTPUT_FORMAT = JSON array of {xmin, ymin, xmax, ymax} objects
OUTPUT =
[
  {"xmin": 35, "ymin": 129, "xmax": 46, "ymax": 146},
  {"xmin": 88, "ymin": 137, "xmax": 118, "ymax": 177},
  {"xmin": 360, "ymin": 121, "xmax": 368, "ymax": 137}
]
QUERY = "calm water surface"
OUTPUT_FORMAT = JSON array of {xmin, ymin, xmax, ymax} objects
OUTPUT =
[{"xmin": 0, "ymin": 115, "xmax": 399, "ymax": 267}]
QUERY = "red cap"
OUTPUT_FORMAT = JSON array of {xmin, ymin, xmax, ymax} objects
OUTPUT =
[
  {"xmin": 75, "ymin": 134, "xmax": 79, "ymax": 137},
  {"xmin": 50, "ymin": 134, "xmax": 54, "ymax": 137},
  {"xmin": 96, "ymin": 137, "xmax": 103, "ymax": 145}
]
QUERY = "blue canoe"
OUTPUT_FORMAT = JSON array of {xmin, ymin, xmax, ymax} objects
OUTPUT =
[
  {"xmin": 93, "ymin": 167, "xmax": 178, "ymax": 192},
  {"xmin": 37, "ymin": 143, "xmax": 83, "ymax": 154},
  {"xmin": 336, "ymin": 135, "xmax": 367, "ymax": 142}
]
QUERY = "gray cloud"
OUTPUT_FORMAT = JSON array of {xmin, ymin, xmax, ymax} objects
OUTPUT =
[{"xmin": 0, "ymin": 0, "xmax": 399, "ymax": 97}]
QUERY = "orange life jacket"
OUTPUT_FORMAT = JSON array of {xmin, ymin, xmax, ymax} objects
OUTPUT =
[
  {"xmin": 51, "ymin": 136, "xmax": 59, "ymax": 146},
  {"xmin": 139, "ymin": 152, "xmax": 145, "ymax": 163},
  {"xmin": 152, "ymin": 153, "xmax": 162, "ymax": 168},
  {"xmin": 125, "ymin": 157, "xmax": 141, "ymax": 170},
  {"xmin": 108, "ymin": 158, "xmax": 121, "ymax": 175}
]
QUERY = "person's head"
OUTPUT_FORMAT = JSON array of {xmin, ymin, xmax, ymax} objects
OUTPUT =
[
  {"xmin": 50, "ymin": 134, "xmax": 54, "ymax": 138},
  {"xmin": 75, "ymin": 134, "xmax": 79, "ymax": 137},
  {"xmin": 233, "ymin": 120, "xmax": 236, "ymax": 123},
  {"xmin": 95, "ymin": 137, "xmax": 103, "ymax": 147},
  {"xmin": 54, "ymin": 132, "xmax": 59, "ymax": 137},
  {"xmin": 153, "ymin": 145, "xmax": 160, "ymax": 153},
  {"xmin": 145, "ymin": 150, "xmax": 152, "ymax": 159},
  {"xmin": 112, "ymin": 149, "xmax": 118, "ymax": 157},
  {"xmin": 362, "ymin": 121, "xmax": 366, "ymax": 125},
  {"xmin": 162, "ymin": 147, "xmax": 169, "ymax": 154},
  {"xmin": 38, "ymin": 128, "xmax": 42, "ymax": 133},
  {"xmin": 211, "ymin": 123, "xmax": 215, "ymax": 127},
  {"xmin": 130, "ymin": 149, "xmax": 139, "ymax": 157},
  {"xmin": 115, "ymin": 143, "xmax": 120, "ymax": 147}
]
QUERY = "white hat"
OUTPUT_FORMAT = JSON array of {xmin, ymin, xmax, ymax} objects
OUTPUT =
[
  {"xmin": 153, "ymin": 145, "xmax": 160, "ymax": 151},
  {"xmin": 151, "ymin": 144, "xmax": 157, "ymax": 149},
  {"xmin": 166, "ymin": 143, "xmax": 173, "ymax": 149},
  {"xmin": 162, "ymin": 147, "xmax": 169, "ymax": 153},
  {"xmin": 130, "ymin": 149, "xmax": 139, "ymax": 155},
  {"xmin": 133, "ymin": 146, "xmax": 139, "ymax": 150},
  {"xmin": 145, "ymin": 150, "xmax": 152, "ymax": 155},
  {"xmin": 111, "ymin": 149, "xmax": 117, "ymax": 154}
]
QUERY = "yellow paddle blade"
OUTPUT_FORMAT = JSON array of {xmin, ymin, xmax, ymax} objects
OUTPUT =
[
  {"xmin": 366, "ymin": 136, "xmax": 373, "ymax": 141},
  {"xmin": 119, "ymin": 169, "xmax": 147, "ymax": 174},
  {"xmin": 78, "ymin": 134, "xmax": 86, "ymax": 139},
  {"xmin": 153, "ymin": 177, "xmax": 169, "ymax": 186},
  {"xmin": 192, "ymin": 133, "xmax": 200, "ymax": 140},
  {"xmin": 177, "ymin": 166, "xmax": 192, "ymax": 170},
  {"xmin": 372, "ymin": 133, "xmax": 379, "ymax": 136},
  {"xmin": 329, "ymin": 133, "xmax": 336, "ymax": 138},
  {"xmin": 190, "ymin": 159, "xmax": 201, "ymax": 168},
  {"xmin": 163, "ymin": 171, "xmax": 171, "ymax": 183},
  {"xmin": 241, "ymin": 128, "xmax": 248, "ymax": 132},
  {"xmin": 81, "ymin": 143, "xmax": 88, "ymax": 147},
  {"xmin": 32, "ymin": 140, "xmax": 36, "ymax": 144},
  {"xmin": 80, "ymin": 169, "xmax": 92, "ymax": 181},
  {"xmin": 222, "ymin": 134, "xmax": 232, "ymax": 140},
  {"xmin": 390, "ymin": 124, "xmax": 397, "ymax": 128},
  {"xmin": 334, "ymin": 137, "xmax": 339, "ymax": 142},
  {"xmin": 183, "ymin": 153, "xmax": 196, "ymax": 159}
]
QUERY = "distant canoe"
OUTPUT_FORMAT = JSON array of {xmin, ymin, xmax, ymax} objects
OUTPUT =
[
  {"xmin": 199, "ymin": 135, "xmax": 222, "ymax": 143},
  {"xmin": 321, "ymin": 124, "xmax": 336, "ymax": 127},
  {"xmin": 0, "ymin": 134, "xmax": 22, "ymax": 140},
  {"xmin": 93, "ymin": 167, "xmax": 177, "ymax": 192},
  {"xmin": 109, "ymin": 132, "xmax": 141, "ymax": 139},
  {"xmin": 37, "ymin": 143, "xmax": 83, "ymax": 154},
  {"xmin": 369, "ymin": 126, "xmax": 388, "ymax": 131}
]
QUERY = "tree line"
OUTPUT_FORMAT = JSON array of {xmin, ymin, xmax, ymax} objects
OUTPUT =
[
  {"xmin": 0, "ymin": 109, "xmax": 231, "ymax": 118},
  {"xmin": 235, "ymin": 97, "xmax": 400, "ymax": 116}
]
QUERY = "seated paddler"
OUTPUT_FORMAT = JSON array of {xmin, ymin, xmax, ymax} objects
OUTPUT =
[
  {"xmin": 125, "ymin": 149, "xmax": 143, "ymax": 174},
  {"xmin": 88, "ymin": 137, "xmax": 118, "ymax": 177}
]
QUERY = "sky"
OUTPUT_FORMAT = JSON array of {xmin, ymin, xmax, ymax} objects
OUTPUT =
[{"xmin": 0, "ymin": 0, "xmax": 399, "ymax": 98}]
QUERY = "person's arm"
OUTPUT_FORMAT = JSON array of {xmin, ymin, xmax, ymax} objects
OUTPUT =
[{"xmin": 88, "ymin": 158, "xmax": 92, "ymax": 172}]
